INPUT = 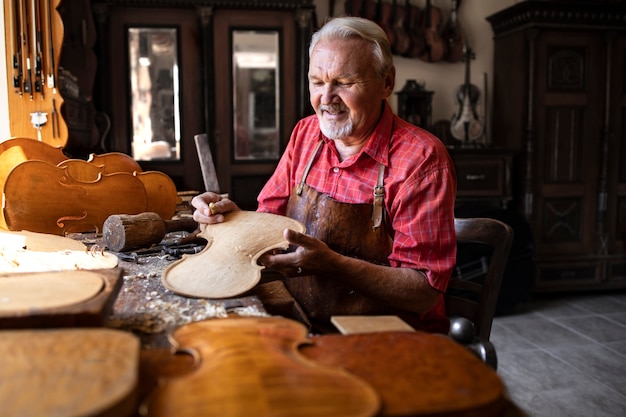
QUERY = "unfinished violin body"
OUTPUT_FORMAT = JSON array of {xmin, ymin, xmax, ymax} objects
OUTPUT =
[
  {"xmin": 162, "ymin": 211, "xmax": 306, "ymax": 299},
  {"xmin": 143, "ymin": 317, "xmax": 380, "ymax": 417},
  {"xmin": 0, "ymin": 138, "xmax": 177, "ymax": 234},
  {"xmin": 3, "ymin": 160, "xmax": 149, "ymax": 235}
]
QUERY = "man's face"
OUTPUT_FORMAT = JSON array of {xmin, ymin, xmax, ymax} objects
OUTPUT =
[{"xmin": 308, "ymin": 38, "xmax": 394, "ymax": 144}]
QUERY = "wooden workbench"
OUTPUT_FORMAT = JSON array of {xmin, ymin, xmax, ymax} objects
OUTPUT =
[
  {"xmin": 62, "ymin": 233, "xmax": 528, "ymax": 417},
  {"xmin": 78, "ymin": 231, "xmax": 269, "ymax": 349}
]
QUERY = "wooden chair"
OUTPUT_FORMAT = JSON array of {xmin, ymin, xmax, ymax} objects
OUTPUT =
[{"xmin": 445, "ymin": 217, "xmax": 514, "ymax": 369}]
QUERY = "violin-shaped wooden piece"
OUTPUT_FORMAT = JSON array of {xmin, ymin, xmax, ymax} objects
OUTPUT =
[
  {"xmin": 0, "ymin": 138, "xmax": 178, "ymax": 232},
  {"xmin": 300, "ymin": 331, "xmax": 506, "ymax": 417},
  {"xmin": 143, "ymin": 317, "xmax": 380, "ymax": 417},
  {"xmin": 0, "ymin": 138, "xmax": 67, "ymax": 195},
  {"xmin": 2, "ymin": 160, "xmax": 149, "ymax": 235},
  {"xmin": 162, "ymin": 211, "xmax": 306, "ymax": 299},
  {"xmin": 134, "ymin": 171, "xmax": 178, "ymax": 220},
  {"xmin": 86, "ymin": 151, "xmax": 143, "ymax": 174},
  {"xmin": 58, "ymin": 154, "xmax": 176, "ymax": 219},
  {"xmin": 450, "ymin": 46, "xmax": 484, "ymax": 144}
]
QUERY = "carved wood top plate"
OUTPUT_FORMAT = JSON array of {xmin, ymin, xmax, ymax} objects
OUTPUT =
[{"xmin": 162, "ymin": 211, "xmax": 305, "ymax": 299}]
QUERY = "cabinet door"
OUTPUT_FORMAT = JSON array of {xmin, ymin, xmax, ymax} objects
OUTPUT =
[
  {"xmin": 213, "ymin": 9, "xmax": 299, "ymax": 210},
  {"xmin": 610, "ymin": 33, "xmax": 626, "ymax": 281},
  {"xmin": 533, "ymin": 31, "xmax": 604, "ymax": 258},
  {"xmin": 102, "ymin": 6, "xmax": 204, "ymax": 191}
]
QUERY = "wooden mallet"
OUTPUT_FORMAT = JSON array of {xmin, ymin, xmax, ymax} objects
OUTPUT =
[{"xmin": 103, "ymin": 212, "xmax": 198, "ymax": 252}]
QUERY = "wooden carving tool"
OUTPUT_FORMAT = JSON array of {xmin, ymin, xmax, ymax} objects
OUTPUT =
[{"xmin": 103, "ymin": 212, "xmax": 198, "ymax": 252}]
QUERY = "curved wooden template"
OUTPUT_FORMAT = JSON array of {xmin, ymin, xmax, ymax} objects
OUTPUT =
[
  {"xmin": 58, "ymin": 156, "xmax": 176, "ymax": 219},
  {"xmin": 144, "ymin": 317, "xmax": 380, "ymax": 417},
  {"xmin": 2, "ymin": 160, "xmax": 149, "ymax": 235},
  {"xmin": 0, "ymin": 137, "xmax": 67, "ymax": 163},
  {"xmin": 0, "ymin": 138, "xmax": 67, "ymax": 229},
  {"xmin": 300, "ymin": 331, "xmax": 506, "ymax": 417},
  {"xmin": 162, "ymin": 211, "xmax": 305, "ymax": 299},
  {"xmin": 135, "ymin": 171, "xmax": 178, "ymax": 220},
  {"xmin": 59, "ymin": 153, "xmax": 144, "ymax": 181},
  {"xmin": 56, "ymin": 158, "xmax": 106, "ymax": 181},
  {"xmin": 87, "ymin": 152, "xmax": 143, "ymax": 174}
]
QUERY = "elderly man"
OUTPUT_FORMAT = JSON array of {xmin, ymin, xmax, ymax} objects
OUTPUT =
[{"xmin": 192, "ymin": 16, "xmax": 457, "ymax": 334}]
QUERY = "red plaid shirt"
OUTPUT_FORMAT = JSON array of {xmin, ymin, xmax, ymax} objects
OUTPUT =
[{"xmin": 258, "ymin": 102, "xmax": 457, "ymax": 328}]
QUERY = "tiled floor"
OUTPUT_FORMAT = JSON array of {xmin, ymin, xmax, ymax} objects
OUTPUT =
[{"xmin": 491, "ymin": 291, "xmax": 626, "ymax": 417}]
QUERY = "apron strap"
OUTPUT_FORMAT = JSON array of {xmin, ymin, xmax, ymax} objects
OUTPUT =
[
  {"xmin": 372, "ymin": 163, "xmax": 385, "ymax": 230},
  {"xmin": 296, "ymin": 140, "xmax": 325, "ymax": 196},
  {"xmin": 295, "ymin": 138, "xmax": 385, "ymax": 230}
]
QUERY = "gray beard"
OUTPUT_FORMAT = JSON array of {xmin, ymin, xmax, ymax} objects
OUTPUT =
[{"xmin": 319, "ymin": 119, "xmax": 353, "ymax": 140}]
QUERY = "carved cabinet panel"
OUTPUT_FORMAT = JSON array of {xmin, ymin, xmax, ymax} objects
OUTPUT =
[{"xmin": 488, "ymin": 2, "xmax": 626, "ymax": 292}]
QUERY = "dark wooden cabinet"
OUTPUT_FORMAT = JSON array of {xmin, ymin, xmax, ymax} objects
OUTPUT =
[
  {"xmin": 450, "ymin": 149, "xmax": 513, "ymax": 210},
  {"xmin": 57, "ymin": 0, "xmax": 101, "ymax": 156},
  {"xmin": 488, "ymin": 1, "xmax": 626, "ymax": 292}
]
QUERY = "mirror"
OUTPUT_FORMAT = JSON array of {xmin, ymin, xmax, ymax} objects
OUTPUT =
[
  {"xmin": 232, "ymin": 30, "xmax": 280, "ymax": 160},
  {"xmin": 128, "ymin": 27, "xmax": 181, "ymax": 161}
]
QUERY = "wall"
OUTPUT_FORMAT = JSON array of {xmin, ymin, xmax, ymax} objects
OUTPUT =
[
  {"xmin": 314, "ymin": 0, "xmax": 518, "ymax": 143},
  {"xmin": 0, "ymin": 0, "xmax": 518, "ymax": 143}
]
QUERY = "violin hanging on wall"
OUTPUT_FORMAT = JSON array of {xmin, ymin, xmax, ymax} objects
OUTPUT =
[
  {"xmin": 450, "ymin": 46, "xmax": 484, "ymax": 145},
  {"xmin": 376, "ymin": 0, "xmax": 396, "ymax": 50},
  {"xmin": 418, "ymin": 0, "xmax": 447, "ymax": 63},
  {"xmin": 391, "ymin": 0, "xmax": 411, "ymax": 56},
  {"xmin": 405, "ymin": 1, "xmax": 425, "ymax": 59},
  {"xmin": 441, "ymin": 0, "xmax": 464, "ymax": 63}
]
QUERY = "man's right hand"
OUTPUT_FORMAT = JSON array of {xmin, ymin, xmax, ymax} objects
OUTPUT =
[{"xmin": 191, "ymin": 192, "xmax": 240, "ymax": 228}]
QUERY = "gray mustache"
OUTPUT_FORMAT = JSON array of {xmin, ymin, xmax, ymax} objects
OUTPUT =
[{"xmin": 319, "ymin": 104, "xmax": 348, "ymax": 113}]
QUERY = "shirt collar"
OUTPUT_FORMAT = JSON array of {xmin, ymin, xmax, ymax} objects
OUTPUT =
[
  {"xmin": 320, "ymin": 100, "xmax": 393, "ymax": 167},
  {"xmin": 361, "ymin": 100, "xmax": 392, "ymax": 167}
]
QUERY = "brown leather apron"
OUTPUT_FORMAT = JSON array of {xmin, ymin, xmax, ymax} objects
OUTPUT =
[{"xmin": 255, "ymin": 140, "xmax": 426, "ymax": 332}]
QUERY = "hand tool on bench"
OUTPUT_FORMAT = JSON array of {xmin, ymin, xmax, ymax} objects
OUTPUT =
[{"xmin": 103, "ymin": 212, "xmax": 198, "ymax": 252}]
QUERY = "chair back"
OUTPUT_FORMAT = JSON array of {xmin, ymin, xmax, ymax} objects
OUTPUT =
[{"xmin": 445, "ymin": 217, "xmax": 514, "ymax": 340}]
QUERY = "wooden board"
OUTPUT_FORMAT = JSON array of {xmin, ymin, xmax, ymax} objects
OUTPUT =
[
  {"xmin": 0, "ymin": 268, "xmax": 123, "ymax": 329},
  {"xmin": 0, "ymin": 328, "xmax": 139, "ymax": 417},
  {"xmin": 0, "ymin": 228, "xmax": 87, "ymax": 251},
  {"xmin": 143, "ymin": 317, "xmax": 380, "ymax": 417},
  {"xmin": 162, "ymin": 211, "xmax": 306, "ymax": 298},
  {"xmin": 331, "ymin": 315, "xmax": 416, "ymax": 334},
  {"xmin": 0, "ymin": 229, "xmax": 118, "ymax": 273},
  {"xmin": 0, "ymin": 269, "xmax": 103, "ymax": 312},
  {"xmin": 300, "ymin": 331, "xmax": 506, "ymax": 417}
]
